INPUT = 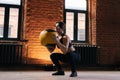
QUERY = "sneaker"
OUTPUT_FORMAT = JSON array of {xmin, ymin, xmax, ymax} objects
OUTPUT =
[
  {"xmin": 52, "ymin": 71, "xmax": 65, "ymax": 75},
  {"xmin": 70, "ymin": 72, "xmax": 77, "ymax": 77}
]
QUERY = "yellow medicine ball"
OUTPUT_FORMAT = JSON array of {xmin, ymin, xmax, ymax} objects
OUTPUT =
[{"xmin": 39, "ymin": 29, "xmax": 57, "ymax": 46}]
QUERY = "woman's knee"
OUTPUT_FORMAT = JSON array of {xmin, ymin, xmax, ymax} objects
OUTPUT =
[
  {"xmin": 50, "ymin": 53, "xmax": 58, "ymax": 60},
  {"xmin": 50, "ymin": 53, "xmax": 54, "ymax": 59}
]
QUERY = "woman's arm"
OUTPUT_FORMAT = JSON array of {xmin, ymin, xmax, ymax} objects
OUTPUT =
[{"xmin": 53, "ymin": 35, "xmax": 70, "ymax": 54}]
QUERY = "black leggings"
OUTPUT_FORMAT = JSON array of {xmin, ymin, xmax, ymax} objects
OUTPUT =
[{"xmin": 50, "ymin": 51, "xmax": 80, "ymax": 72}]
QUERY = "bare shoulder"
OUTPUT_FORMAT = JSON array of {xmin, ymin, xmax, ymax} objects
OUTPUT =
[{"xmin": 63, "ymin": 34, "xmax": 70, "ymax": 41}]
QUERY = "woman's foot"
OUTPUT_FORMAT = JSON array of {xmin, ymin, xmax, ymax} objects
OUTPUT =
[
  {"xmin": 70, "ymin": 72, "xmax": 77, "ymax": 77},
  {"xmin": 52, "ymin": 71, "xmax": 65, "ymax": 75}
]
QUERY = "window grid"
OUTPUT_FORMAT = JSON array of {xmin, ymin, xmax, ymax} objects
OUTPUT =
[
  {"xmin": 0, "ymin": 1, "xmax": 22, "ymax": 40},
  {"xmin": 64, "ymin": 0, "xmax": 87, "ymax": 42}
]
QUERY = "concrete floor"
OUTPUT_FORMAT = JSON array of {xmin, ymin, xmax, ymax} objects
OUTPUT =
[{"xmin": 0, "ymin": 71, "xmax": 120, "ymax": 80}]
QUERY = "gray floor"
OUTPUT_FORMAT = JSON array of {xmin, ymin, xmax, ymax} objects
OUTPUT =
[{"xmin": 0, "ymin": 71, "xmax": 120, "ymax": 80}]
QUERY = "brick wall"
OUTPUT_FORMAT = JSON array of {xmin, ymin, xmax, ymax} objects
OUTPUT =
[
  {"xmin": 88, "ymin": 0, "xmax": 97, "ymax": 45},
  {"xmin": 25, "ymin": 0, "xmax": 64, "ymax": 64},
  {"xmin": 24, "ymin": 0, "xmax": 120, "ymax": 65},
  {"xmin": 96, "ymin": 0, "xmax": 120, "ymax": 64}
]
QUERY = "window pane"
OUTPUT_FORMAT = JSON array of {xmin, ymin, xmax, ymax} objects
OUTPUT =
[
  {"xmin": 78, "ymin": 13, "xmax": 86, "ymax": 41},
  {"xmin": 8, "ymin": 8, "xmax": 19, "ymax": 38},
  {"xmin": 0, "ymin": 7, "xmax": 5, "ymax": 38},
  {"xmin": 66, "ymin": 12, "xmax": 74, "ymax": 40},
  {"xmin": 0, "ymin": 0, "xmax": 21, "ymax": 5},
  {"xmin": 65, "ymin": 0, "xmax": 86, "ymax": 10}
]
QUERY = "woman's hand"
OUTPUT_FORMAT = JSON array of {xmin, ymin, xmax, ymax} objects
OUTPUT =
[
  {"xmin": 52, "ymin": 34, "xmax": 69, "ymax": 54},
  {"xmin": 52, "ymin": 34, "xmax": 59, "ymax": 43}
]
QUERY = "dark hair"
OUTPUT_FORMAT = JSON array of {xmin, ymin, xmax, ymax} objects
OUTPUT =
[{"xmin": 56, "ymin": 22, "xmax": 65, "ymax": 29}]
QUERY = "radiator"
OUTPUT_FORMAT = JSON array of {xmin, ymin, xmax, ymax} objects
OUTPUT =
[
  {"xmin": 73, "ymin": 44, "xmax": 98, "ymax": 65},
  {"xmin": 0, "ymin": 44, "xmax": 23, "ymax": 65}
]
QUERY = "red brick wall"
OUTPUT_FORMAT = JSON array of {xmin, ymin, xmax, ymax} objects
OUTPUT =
[
  {"xmin": 88, "ymin": 0, "xmax": 97, "ymax": 45},
  {"xmin": 96, "ymin": 0, "xmax": 120, "ymax": 64},
  {"xmin": 25, "ymin": 0, "xmax": 64, "ymax": 64},
  {"xmin": 23, "ymin": 0, "xmax": 120, "ymax": 65}
]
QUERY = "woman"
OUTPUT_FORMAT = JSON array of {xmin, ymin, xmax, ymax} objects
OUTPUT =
[{"xmin": 46, "ymin": 22, "xmax": 80, "ymax": 77}]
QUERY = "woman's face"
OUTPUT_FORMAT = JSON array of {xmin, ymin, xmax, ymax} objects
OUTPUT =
[{"xmin": 56, "ymin": 23, "xmax": 63, "ymax": 35}]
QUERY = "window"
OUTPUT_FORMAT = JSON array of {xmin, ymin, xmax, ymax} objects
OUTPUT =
[
  {"xmin": 65, "ymin": 0, "xmax": 87, "ymax": 42},
  {"xmin": 0, "ymin": 26, "xmax": 3, "ymax": 37},
  {"xmin": 0, "ymin": 0, "xmax": 22, "ymax": 40}
]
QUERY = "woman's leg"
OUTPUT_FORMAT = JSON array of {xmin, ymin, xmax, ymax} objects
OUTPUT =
[
  {"xmin": 50, "ymin": 53, "xmax": 67, "ymax": 75},
  {"xmin": 66, "ymin": 51, "xmax": 80, "ymax": 77}
]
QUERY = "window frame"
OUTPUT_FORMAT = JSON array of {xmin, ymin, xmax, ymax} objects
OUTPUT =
[
  {"xmin": 64, "ymin": 0, "xmax": 88, "ymax": 43},
  {"xmin": 0, "ymin": 2, "xmax": 22, "ymax": 40}
]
